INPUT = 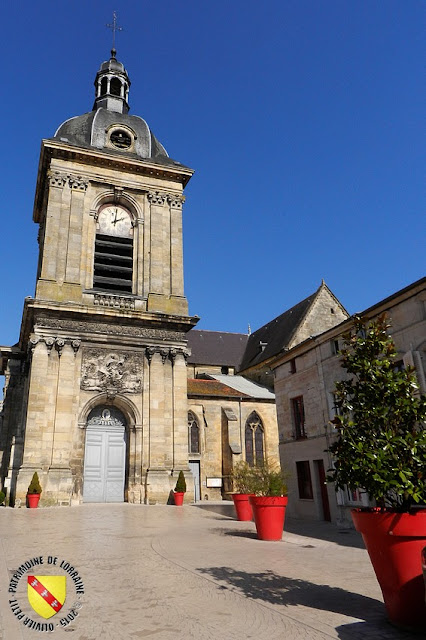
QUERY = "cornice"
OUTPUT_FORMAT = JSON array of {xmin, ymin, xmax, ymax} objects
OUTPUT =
[{"xmin": 33, "ymin": 139, "xmax": 194, "ymax": 222}]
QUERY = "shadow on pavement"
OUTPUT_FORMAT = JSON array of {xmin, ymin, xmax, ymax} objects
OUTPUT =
[
  {"xmin": 285, "ymin": 518, "xmax": 365, "ymax": 549},
  {"xmin": 193, "ymin": 502, "xmax": 235, "ymax": 519},
  {"xmin": 217, "ymin": 528, "xmax": 258, "ymax": 540},
  {"xmin": 197, "ymin": 566, "xmax": 384, "ymax": 623},
  {"xmin": 336, "ymin": 620, "xmax": 420, "ymax": 639}
]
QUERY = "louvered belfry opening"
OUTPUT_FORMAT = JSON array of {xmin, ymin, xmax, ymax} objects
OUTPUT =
[{"xmin": 93, "ymin": 233, "xmax": 133, "ymax": 293}]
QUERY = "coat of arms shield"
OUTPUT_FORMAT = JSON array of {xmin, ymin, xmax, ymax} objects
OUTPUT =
[{"xmin": 27, "ymin": 575, "xmax": 66, "ymax": 619}]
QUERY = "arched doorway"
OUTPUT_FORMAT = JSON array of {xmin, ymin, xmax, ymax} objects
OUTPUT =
[{"xmin": 83, "ymin": 406, "xmax": 127, "ymax": 502}]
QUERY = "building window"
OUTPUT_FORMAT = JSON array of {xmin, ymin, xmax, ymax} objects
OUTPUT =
[
  {"xmin": 331, "ymin": 339, "xmax": 340, "ymax": 355},
  {"xmin": 345, "ymin": 486, "xmax": 364, "ymax": 504},
  {"xmin": 188, "ymin": 411, "xmax": 200, "ymax": 454},
  {"xmin": 291, "ymin": 396, "xmax": 306, "ymax": 439},
  {"xmin": 290, "ymin": 358, "xmax": 296, "ymax": 374},
  {"xmin": 221, "ymin": 366, "xmax": 229, "ymax": 375},
  {"xmin": 328, "ymin": 392, "xmax": 341, "ymax": 420},
  {"xmin": 296, "ymin": 461, "xmax": 313, "ymax": 499},
  {"xmin": 94, "ymin": 205, "xmax": 133, "ymax": 294},
  {"xmin": 245, "ymin": 412, "xmax": 264, "ymax": 466}
]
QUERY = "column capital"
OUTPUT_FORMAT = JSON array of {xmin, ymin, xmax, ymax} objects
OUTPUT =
[
  {"xmin": 48, "ymin": 171, "xmax": 67, "ymax": 189},
  {"xmin": 69, "ymin": 175, "xmax": 89, "ymax": 191},
  {"xmin": 147, "ymin": 191, "xmax": 167, "ymax": 206}
]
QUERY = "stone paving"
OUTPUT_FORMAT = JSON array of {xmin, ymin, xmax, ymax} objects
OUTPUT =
[{"xmin": 0, "ymin": 502, "xmax": 422, "ymax": 640}]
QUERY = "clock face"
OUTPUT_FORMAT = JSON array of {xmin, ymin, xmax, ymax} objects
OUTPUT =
[{"xmin": 98, "ymin": 205, "xmax": 133, "ymax": 238}]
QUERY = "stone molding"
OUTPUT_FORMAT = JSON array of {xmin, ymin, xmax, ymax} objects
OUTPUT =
[
  {"xmin": 47, "ymin": 171, "xmax": 89, "ymax": 191},
  {"xmin": 69, "ymin": 175, "xmax": 89, "ymax": 191},
  {"xmin": 167, "ymin": 194, "xmax": 185, "ymax": 209},
  {"xmin": 35, "ymin": 317, "xmax": 186, "ymax": 342},
  {"xmin": 147, "ymin": 191, "xmax": 167, "ymax": 206},
  {"xmin": 93, "ymin": 293, "xmax": 135, "ymax": 311},
  {"xmin": 27, "ymin": 335, "xmax": 81, "ymax": 357},
  {"xmin": 48, "ymin": 171, "xmax": 67, "ymax": 188},
  {"xmin": 145, "ymin": 346, "xmax": 189, "ymax": 365},
  {"xmin": 81, "ymin": 348, "xmax": 142, "ymax": 393},
  {"xmin": 147, "ymin": 191, "xmax": 185, "ymax": 208}
]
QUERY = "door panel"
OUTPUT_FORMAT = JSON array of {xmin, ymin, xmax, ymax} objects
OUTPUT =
[
  {"xmin": 83, "ymin": 421, "xmax": 126, "ymax": 503},
  {"xmin": 189, "ymin": 461, "xmax": 200, "ymax": 502}
]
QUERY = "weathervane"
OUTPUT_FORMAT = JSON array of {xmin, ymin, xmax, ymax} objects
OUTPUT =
[{"xmin": 106, "ymin": 11, "xmax": 123, "ymax": 57}]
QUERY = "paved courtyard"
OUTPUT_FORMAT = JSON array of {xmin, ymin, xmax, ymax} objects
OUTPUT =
[{"xmin": 0, "ymin": 502, "xmax": 421, "ymax": 640}]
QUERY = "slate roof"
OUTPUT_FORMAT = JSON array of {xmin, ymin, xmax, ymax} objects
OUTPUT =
[
  {"xmin": 187, "ymin": 330, "xmax": 248, "ymax": 367},
  {"xmin": 238, "ymin": 292, "xmax": 316, "ymax": 372},
  {"xmin": 187, "ymin": 379, "xmax": 250, "ymax": 398},
  {"xmin": 53, "ymin": 110, "xmax": 189, "ymax": 169},
  {"xmin": 208, "ymin": 375, "xmax": 275, "ymax": 399}
]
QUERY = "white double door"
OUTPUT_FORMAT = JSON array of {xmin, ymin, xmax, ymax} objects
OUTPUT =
[{"xmin": 83, "ymin": 422, "xmax": 126, "ymax": 503}]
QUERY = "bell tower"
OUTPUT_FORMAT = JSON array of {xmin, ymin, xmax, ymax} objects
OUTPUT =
[{"xmin": 1, "ymin": 49, "xmax": 198, "ymax": 506}]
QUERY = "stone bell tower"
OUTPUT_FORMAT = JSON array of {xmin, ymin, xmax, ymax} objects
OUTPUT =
[{"xmin": 0, "ymin": 49, "xmax": 198, "ymax": 506}]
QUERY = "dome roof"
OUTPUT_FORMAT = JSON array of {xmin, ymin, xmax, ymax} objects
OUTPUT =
[
  {"xmin": 51, "ymin": 51, "xmax": 186, "ymax": 167},
  {"xmin": 54, "ymin": 109, "xmax": 169, "ymax": 161}
]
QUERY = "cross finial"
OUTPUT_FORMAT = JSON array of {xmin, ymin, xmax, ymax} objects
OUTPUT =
[{"xmin": 106, "ymin": 11, "xmax": 123, "ymax": 58}]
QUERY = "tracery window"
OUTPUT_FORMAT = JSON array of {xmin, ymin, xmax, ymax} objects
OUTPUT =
[
  {"xmin": 188, "ymin": 411, "xmax": 200, "ymax": 454},
  {"xmin": 245, "ymin": 412, "xmax": 265, "ymax": 466}
]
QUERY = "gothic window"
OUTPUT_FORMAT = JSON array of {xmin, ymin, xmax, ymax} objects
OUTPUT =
[
  {"xmin": 188, "ymin": 411, "xmax": 200, "ymax": 454},
  {"xmin": 94, "ymin": 205, "xmax": 134, "ymax": 294},
  {"xmin": 245, "ymin": 412, "xmax": 265, "ymax": 466}
]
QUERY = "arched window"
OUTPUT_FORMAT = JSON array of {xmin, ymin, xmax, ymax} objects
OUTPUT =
[
  {"xmin": 94, "ymin": 204, "xmax": 134, "ymax": 293},
  {"xmin": 188, "ymin": 411, "xmax": 200, "ymax": 454},
  {"xmin": 245, "ymin": 412, "xmax": 264, "ymax": 466},
  {"xmin": 100, "ymin": 77, "xmax": 108, "ymax": 95},
  {"xmin": 110, "ymin": 78, "xmax": 122, "ymax": 96}
]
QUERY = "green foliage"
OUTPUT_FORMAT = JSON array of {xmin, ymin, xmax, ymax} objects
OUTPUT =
[
  {"xmin": 174, "ymin": 470, "xmax": 187, "ymax": 493},
  {"xmin": 231, "ymin": 461, "xmax": 257, "ymax": 494},
  {"xmin": 0, "ymin": 490, "xmax": 5, "ymax": 505},
  {"xmin": 327, "ymin": 314, "xmax": 426, "ymax": 511},
  {"xmin": 251, "ymin": 461, "xmax": 288, "ymax": 497},
  {"xmin": 27, "ymin": 472, "xmax": 42, "ymax": 495}
]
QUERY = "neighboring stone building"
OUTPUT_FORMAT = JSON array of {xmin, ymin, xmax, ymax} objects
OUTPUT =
[
  {"xmin": 268, "ymin": 277, "xmax": 426, "ymax": 526},
  {"xmin": 186, "ymin": 330, "xmax": 279, "ymax": 501},
  {"xmin": 0, "ymin": 50, "xmax": 198, "ymax": 506},
  {"xmin": 238, "ymin": 281, "xmax": 349, "ymax": 388}
]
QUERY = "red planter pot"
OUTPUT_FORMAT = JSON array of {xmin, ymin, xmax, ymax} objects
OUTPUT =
[
  {"xmin": 352, "ymin": 508, "xmax": 426, "ymax": 630},
  {"xmin": 173, "ymin": 492, "xmax": 184, "ymax": 506},
  {"xmin": 231, "ymin": 494, "xmax": 254, "ymax": 521},
  {"xmin": 249, "ymin": 496, "xmax": 288, "ymax": 541},
  {"xmin": 27, "ymin": 494, "xmax": 41, "ymax": 509}
]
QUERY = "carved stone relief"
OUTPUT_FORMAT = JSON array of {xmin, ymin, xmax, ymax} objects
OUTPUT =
[
  {"xmin": 81, "ymin": 349, "xmax": 142, "ymax": 393},
  {"xmin": 47, "ymin": 171, "xmax": 89, "ymax": 191}
]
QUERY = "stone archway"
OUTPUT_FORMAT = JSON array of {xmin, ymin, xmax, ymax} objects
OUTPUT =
[{"xmin": 83, "ymin": 405, "xmax": 127, "ymax": 503}]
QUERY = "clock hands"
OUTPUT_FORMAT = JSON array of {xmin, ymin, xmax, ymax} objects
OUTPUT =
[{"xmin": 110, "ymin": 208, "xmax": 125, "ymax": 226}]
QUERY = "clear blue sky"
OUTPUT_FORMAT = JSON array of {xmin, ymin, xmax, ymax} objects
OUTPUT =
[{"xmin": 1, "ymin": 0, "xmax": 424, "ymax": 346}]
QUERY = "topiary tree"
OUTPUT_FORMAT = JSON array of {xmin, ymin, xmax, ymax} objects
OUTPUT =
[
  {"xmin": 327, "ymin": 313, "xmax": 426, "ymax": 511},
  {"xmin": 27, "ymin": 472, "xmax": 42, "ymax": 495},
  {"xmin": 174, "ymin": 470, "xmax": 187, "ymax": 493}
]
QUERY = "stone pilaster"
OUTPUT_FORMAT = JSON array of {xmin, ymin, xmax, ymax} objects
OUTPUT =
[{"xmin": 168, "ymin": 195, "xmax": 185, "ymax": 297}]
